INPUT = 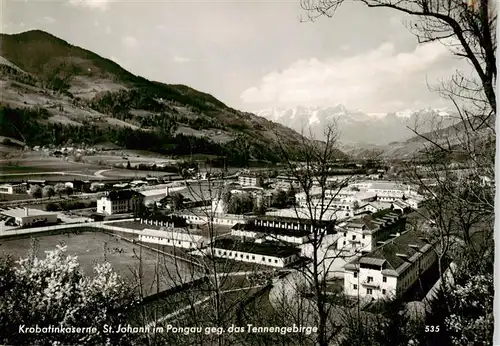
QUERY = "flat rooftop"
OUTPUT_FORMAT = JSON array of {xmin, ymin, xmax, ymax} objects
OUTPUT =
[
  {"xmin": 1, "ymin": 208, "xmax": 57, "ymax": 218},
  {"xmin": 265, "ymin": 208, "xmax": 348, "ymax": 223},
  {"xmin": 141, "ymin": 228, "xmax": 204, "ymax": 238},
  {"xmin": 369, "ymin": 181, "xmax": 408, "ymax": 191},
  {"xmin": 233, "ymin": 223, "xmax": 310, "ymax": 237},
  {"xmin": 176, "ymin": 209, "xmax": 248, "ymax": 220},
  {"xmin": 256, "ymin": 214, "xmax": 333, "ymax": 226},
  {"xmin": 212, "ymin": 238, "xmax": 300, "ymax": 258}
]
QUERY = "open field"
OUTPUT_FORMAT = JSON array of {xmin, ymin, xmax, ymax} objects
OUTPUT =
[
  {"xmin": 112, "ymin": 221, "xmax": 232, "ymax": 238},
  {"xmin": 0, "ymin": 155, "xmax": 103, "ymax": 181},
  {"xmin": 0, "ymin": 155, "xmax": 102, "ymax": 172},
  {"xmin": 84, "ymin": 151, "xmax": 175, "ymax": 165},
  {"xmin": 0, "ymin": 229, "xmax": 203, "ymax": 296},
  {"xmin": 98, "ymin": 169, "xmax": 176, "ymax": 179},
  {"xmin": 0, "ymin": 152, "xmax": 179, "ymax": 182},
  {"xmin": 0, "ymin": 150, "xmax": 258, "ymax": 182},
  {"xmin": 0, "ymin": 173, "xmax": 105, "ymax": 182}
]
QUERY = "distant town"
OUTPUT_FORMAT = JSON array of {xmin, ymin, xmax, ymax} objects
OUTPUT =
[{"xmin": 0, "ymin": 144, "xmax": 468, "ymax": 304}]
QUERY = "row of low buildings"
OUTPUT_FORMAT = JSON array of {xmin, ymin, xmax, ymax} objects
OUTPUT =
[
  {"xmin": 30, "ymin": 172, "xmax": 434, "ymax": 301},
  {"xmin": 133, "ymin": 202, "xmax": 436, "ymax": 300},
  {"xmin": 294, "ymin": 180, "xmax": 426, "ymax": 216},
  {"xmin": 0, "ymin": 177, "xmax": 172, "ymax": 197},
  {"xmin": 3, "ymin": 200, "xmax": 436, "ymax": 299}
]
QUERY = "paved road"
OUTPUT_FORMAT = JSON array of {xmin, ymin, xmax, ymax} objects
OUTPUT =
[
  {"xmin": 94, "ymin": 169, "xmax": 111, "ymax": 178},
  {"xmin": 0, "ymin": 171, "xmax": 96, "ymax": 178},
  {"xmin": 0, "ymin": 192, "xmax": 106, "ymax": 207},
  {"xmin": 0, "ymin": 219, "xmax": 133, "ymax": 238}
]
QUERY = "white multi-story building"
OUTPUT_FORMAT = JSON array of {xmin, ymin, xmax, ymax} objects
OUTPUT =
[
  {"xmin": 275, "ymin": 175, "xmax": 300, "ymax": 190},
  {"xmin": 137, "ymin": 228, "xmax": 207, "ymax": 249},
  {"xmin": 341, "ymin": 180, "xmax": 416, "ymax": 203},
  {"xmin": 297, "ymin": 188, "xmax": 378, "ymax": 217},
  {"xmin": 343, "ymin": 230, "xmax": 437, "ymax": 299},
  {"xmin": 97, "ymin": 190, "xmax": 145, "ymax": 215},
  {"xmin": 238, "ymin": 174, "xmax": 262, "ymax": 187},
  {"xmin": 207, "ymin": 238, "xmax": 300, "ymax": 268},
  {"xmin": 336, "ymin": 210, "xmax": 406, "ymax": 254},
  {"xmin": 0, "ymin": 183, "xmax": 28, "ymax": 194}
]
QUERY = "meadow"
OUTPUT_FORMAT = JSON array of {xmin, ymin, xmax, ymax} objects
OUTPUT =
[{"xmin": 0, "ymin": 230, "xmax": 203, "ymax": 296}]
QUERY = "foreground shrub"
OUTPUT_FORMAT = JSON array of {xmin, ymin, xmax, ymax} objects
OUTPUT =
[{"xmin": 0, "ymin": 245, "xmax": 142, "ymax": 345}]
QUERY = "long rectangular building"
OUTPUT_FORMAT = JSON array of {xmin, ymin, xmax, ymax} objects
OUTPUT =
[
  {"xmin": 137, "ymin": 228, "xmax": 207, "ymax": 250},
  {"xmin": 207, "ymin": 238, "xmax": 300, "ymax": 268}
]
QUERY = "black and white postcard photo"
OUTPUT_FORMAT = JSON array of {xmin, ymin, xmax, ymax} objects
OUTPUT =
[{"xmin": 0, "ymin": 0, "xmax": 496, "ymax": 345}]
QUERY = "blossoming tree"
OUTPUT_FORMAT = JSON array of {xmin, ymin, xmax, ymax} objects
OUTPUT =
[{"xmin": 0, "ymin": 245, "xmax": 141, "ymax": 346}]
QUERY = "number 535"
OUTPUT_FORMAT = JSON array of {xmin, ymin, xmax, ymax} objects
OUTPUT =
[{"xmin": 425, "ymin": 325, "xmax": 440, "ymax": 332}]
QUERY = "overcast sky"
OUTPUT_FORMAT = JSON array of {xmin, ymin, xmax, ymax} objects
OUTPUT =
[{"xmin": 2, "ymin": 0, "xmax": 470, "ymax": 113}]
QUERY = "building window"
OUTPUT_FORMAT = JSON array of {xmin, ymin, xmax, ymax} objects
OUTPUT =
[
  {"xmin": 367, "ymin": 276, "xmax": 373, "ymax": 283},
  {"xmin": 383, "ymin": 276, "xmax": 387, "ymax": 283},
  {"xmin": 246, "ymin": 255, "xmax": 249, "ymax": 259},
  {"xmin": 362, "ymin": 235, "xmax": 365, "ymax": 239},
  {"xmin": 352, "ymin": 235, "xmax": 356, "ymax": 240},
  {"xmin": 353, "ymin": 284, "xmax": 357, "ymax": 290},
  {"xmin": 353, "ymin": 272, "xmax": 358, "ymax": 278},
  {"xmin": 343, "ymin": 232, "xmax": 347, "ymax": 236},
  {"xmin": 240, "ymin": 254, "xmax": 244, "ymax": 258},
  {"xmin": 268, "ymin": 259, "xmax": 272, "ymax": 263},
  {"xmin": 382, "ymin": 289, "xmax": 386, "ymax": 295},
  {"xmin": 367, "ymin": 288, "xmax": 373, "ymax": 295},
  {"xmin": 343, "ymin": 241, "xmax": 346, "ymax": 245},
  {"xmin": 262, "ymin": 257, "xmax": 265, "ymax": 261},
  {"xmin": 252, "ymin": 256, "xmax": 255, "ymax": 260}
]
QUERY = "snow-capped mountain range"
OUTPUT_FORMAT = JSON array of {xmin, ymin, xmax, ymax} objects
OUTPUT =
[{"xmin": 253, "ymin": 105, "xmax": 456, "ymax": 145}]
